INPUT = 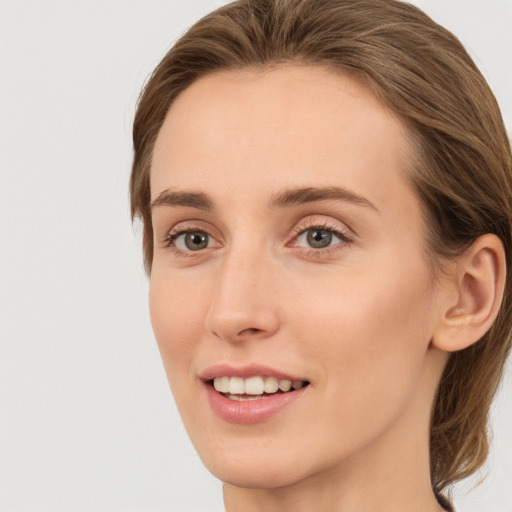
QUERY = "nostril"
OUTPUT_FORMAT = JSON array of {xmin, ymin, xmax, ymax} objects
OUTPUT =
[{"xmin": 238, "ymin": 327, "xmax": 262, "ymax": 336}]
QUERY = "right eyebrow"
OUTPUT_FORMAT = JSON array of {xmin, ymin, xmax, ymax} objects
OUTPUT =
[{"xmin": 151, "ymin": 189, "xmax": 214, "ymax": 211}]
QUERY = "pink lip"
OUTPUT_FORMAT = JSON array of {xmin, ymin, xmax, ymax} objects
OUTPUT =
[
  {"xmin": 199, "ymin": 363, "xmax": 304, "ymax": 382},
  {"xmin": 199, "ymin": 363, "xmax": 309, "ymax": 424},
  {"xmin": 203, "ymin": 381, "xmax": 308, "ymax": 424}
]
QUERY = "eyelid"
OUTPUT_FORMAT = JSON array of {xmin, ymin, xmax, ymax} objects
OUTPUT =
[{"xmin": 291, "ymin": 216, "xmax": 353, "ymax": 238}]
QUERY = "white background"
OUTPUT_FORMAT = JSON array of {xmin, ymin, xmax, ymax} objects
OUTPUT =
[{"xmin": 0, "ymin": 1, "xmax": 510, "ymax": 511}]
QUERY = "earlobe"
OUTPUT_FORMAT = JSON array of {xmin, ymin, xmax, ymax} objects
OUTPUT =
[{"xmin": 432, "ymin": 234, "xmax": 506, "ymax": 352}]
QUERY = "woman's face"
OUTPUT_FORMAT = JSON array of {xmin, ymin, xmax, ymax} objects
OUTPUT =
[{"xmin": 149, "ymin": 65, "xmax": 447, "ymax": 489}]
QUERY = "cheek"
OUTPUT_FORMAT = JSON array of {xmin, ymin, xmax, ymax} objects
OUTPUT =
[
  {"xmin": 294, "ymin": 259, "xmax": 434, "ymax": 426},
  {"xmin": 295, "ymin": 258, "xmax": 432, "ymax": 349},
  {"xmin": 148, "ymin": 270, "xmax": 207, "ymax": 383}
]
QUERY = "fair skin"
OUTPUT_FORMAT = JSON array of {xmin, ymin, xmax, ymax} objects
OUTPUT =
[{"xmin": 148, "ymin": 65, "xmax": 504, "ymax": 512}]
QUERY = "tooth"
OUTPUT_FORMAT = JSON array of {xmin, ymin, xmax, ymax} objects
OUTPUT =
[
  {"xmin": 245, "ymin": 376, "xmax": 264, "ymax": 395},
  {"xmin": 278, "ymin": 379, "xmax": 292, "ymax": 392},
  {"xmin": 213, "ymin": 376, "xmax": 229, "ymax": 393},
  {"xmin": 226, "ymin": 394, "xmax": 263, "ymax": 401},
  {"xmin": 228, "ymin": 376, "xmax": 245, "ymax": 395},
  {"xmin": 221, "ymin": 376, "xmax": 230, "ymax": 392},
  {"xmin": 216, "ymin": 376, "xmax": 303, "ymax": 395},
  {"xmin": 264, "ymin": 376, "xmax": 279, "ymax": 393}
]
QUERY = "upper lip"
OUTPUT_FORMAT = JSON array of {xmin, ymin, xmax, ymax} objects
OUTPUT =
[{"xmin": 199, "ymin": 363, "xmax": 307, "ymax": 382}]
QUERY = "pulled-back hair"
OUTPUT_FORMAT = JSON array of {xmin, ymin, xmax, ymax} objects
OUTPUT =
[{"xmin": 130, "ymin": 0, "xmax": 512, "ymax": 493}]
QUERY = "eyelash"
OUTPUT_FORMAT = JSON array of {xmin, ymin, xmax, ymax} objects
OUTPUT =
[{"xmin": 163, "ymin": 220, "xmax": 353, "ymax": 258}]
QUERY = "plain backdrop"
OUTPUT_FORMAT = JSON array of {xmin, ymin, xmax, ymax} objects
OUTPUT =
[{"xmin": 1, "ymin": 1, "xmax": 510, "ymax": 511}]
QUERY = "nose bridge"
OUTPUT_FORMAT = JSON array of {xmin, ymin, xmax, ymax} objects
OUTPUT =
[{"xmin": 205, "ymin": 235, "xmax": 279, "ymax": 341}]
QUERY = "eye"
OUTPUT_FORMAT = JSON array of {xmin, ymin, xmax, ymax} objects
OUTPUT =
[
  {"xmin": 298, "ymin": 228, "xmax": 341, "ymax": 249},
  {"xmin": 167, "ymin": 230, "xmax": 215, "ymax": 252},
  {"xmin": 296, "ymin": 228, "xmax": 344, "ymax": 249}
]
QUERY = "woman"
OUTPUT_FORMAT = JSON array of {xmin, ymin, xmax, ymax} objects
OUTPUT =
[{"xmin": 130, "ymin": 0, "xmax": 512, "ymax": 510}]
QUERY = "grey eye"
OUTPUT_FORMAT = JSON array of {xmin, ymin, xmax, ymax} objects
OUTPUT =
[
  {"xmin": 307, "ymin": 229, "xmax": 332, "ymax": 248},
  {"xmin": 297, "ymin": 228, "xmax": 341, "ymax": 249},
  {"xmin": 177, "ymin": 231, "xmax": 210, "ymax": 251}
]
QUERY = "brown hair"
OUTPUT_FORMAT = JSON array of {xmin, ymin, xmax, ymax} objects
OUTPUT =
[{"xmin": 130, "ymin": 0, "xmax": 512, "ymax": 493}]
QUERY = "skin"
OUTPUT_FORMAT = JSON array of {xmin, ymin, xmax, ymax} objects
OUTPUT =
[{"xmin": 149, "ymin": 65, "xmax": 453, "ymax": 512}]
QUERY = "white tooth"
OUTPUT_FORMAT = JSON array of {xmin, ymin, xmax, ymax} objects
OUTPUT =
[
  {"xmin": 228, "ymin": 376, "xmax": 245, "ymax": 395},
  {"xmin": 245, "ymin": 376, "xmax": 265, "ymax": 395},
  {"xmin": 278, "ymin": 379, "xmax": 292, "ymax": 392},
  {"xmin": 226, "ymin": 394, "xmax": 264, "ymax": 401},
  {"xmin": 213, "ymin": 376, "xmax": 229, "ymax": 393},
  {"xmin": 292, "ymin": 380, "xmax": 304, "ymax": 390},
  {"xmin": 220, "ymin": 376, "xmax": 230, "ymax": 392},
  {"xmin": 264, "ymin": 376, "xmax": 279, "ymax": 393}
]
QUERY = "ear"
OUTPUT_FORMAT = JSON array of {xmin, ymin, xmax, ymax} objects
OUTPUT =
[{"xmin": 432, "ymin": 234, "xmax": 506, "ymax": 352}]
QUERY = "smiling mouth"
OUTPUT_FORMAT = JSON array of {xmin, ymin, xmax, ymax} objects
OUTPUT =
[{"xmin": 210, "ymin": 376, "xmax": 310, "ymax": 401}]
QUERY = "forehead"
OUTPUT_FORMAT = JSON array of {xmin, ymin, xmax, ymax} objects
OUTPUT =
[{"xmin": 151, "ymin": 65, "xmax": 414, "ymax": 217}]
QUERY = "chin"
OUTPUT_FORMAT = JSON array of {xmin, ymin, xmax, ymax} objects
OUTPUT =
[
  {"xmin": 197, "ymin": 442, "xmax": 313, "ymax": 489},
  {"xmin": 211, "ymin": 462, "xmax": 307, "ymax": 490}
]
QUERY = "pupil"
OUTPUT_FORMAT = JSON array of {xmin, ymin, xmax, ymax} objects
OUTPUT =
[
  {"xmin": 185, "ymin": 232, "xmax": 208, "ymax": 250},
  {"xmin": 307, "ymin": 229, "xmax": 332, "ymax": 248}
]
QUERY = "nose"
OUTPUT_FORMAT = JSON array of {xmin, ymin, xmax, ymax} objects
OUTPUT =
[{"xmin": 204, "ymin": 243, "xmax": 280, "ymax": 343}]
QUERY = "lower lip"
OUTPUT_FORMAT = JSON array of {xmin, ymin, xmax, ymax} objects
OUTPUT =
[{"xmin": 203, "ymin": 382, "xmax": 308, "ymax": 424}]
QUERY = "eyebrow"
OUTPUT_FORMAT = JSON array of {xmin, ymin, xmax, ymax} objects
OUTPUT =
[
  {"xmin": 151, "ymin": 186, "xmax": 377, "ymax": 212},
  {"xmin": 151, "ymin": 189, "xmax": 214, "ymax": 210},
  {"xmin": 270, "ymin": 186, "xmax": 378, "ymax": 211}
]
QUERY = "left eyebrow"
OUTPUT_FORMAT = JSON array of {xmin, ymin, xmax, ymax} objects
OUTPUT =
[{"xmin": 269, "ymin": 186, "xmax": 378, "ymax": 212}]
